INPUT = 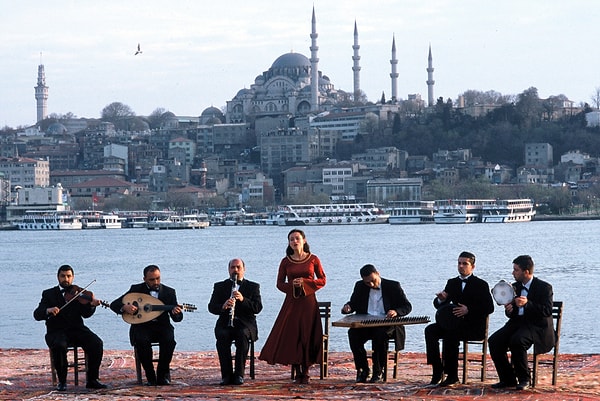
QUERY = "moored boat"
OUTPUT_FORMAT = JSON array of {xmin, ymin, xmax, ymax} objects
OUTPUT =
[
  {"xmin": 387, "ymin": 201, "xmax": 435, "ymax": 224},
  {"xmin": 15, "ymin": 210, "xmax": 83, "ymax": 230},
  {"xmin": 277, "ymin": 203, "xmax": 389, "ymax": 226},
  {"xmin": 80, "ymin": 211, "xmax": 123, "ymax": 229},
  {"xmin": 433, "ymin": 199, "xmax": 496, "ymax": 224},
  {"xmin": 147, "ymin": 212, "xmax": 209, "ymax": 230},
  {"xmin": 481, "ymin": 199, "xmax": 536, "ymax": 223}
]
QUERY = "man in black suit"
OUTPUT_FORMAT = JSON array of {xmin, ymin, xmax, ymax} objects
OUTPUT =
[
  {"xmin": 208, "ymin": 258, "xmax": 263, "ymax": 385},
  {"xmin": 341, "ymin": 264, "xmax": 412, "ymax": 383},
  {"xmin": 110, "ymin": 265, "xmax": 183, "ymax": 386},
  {"xmin": 424, "ymin": 251, "xmax": 494, "ymax": 386},
  {"xmin": 33, "ymin": 264, "xmax": 107, "ymax": 391},
  {"xmin": 489, "ymin": 255, "xmax": 554, "ymax": 391}
]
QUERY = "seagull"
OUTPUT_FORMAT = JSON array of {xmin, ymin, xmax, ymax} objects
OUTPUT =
[{"xmin": 134, "ymin": 43, "xmax": 142, "ymax": 55}]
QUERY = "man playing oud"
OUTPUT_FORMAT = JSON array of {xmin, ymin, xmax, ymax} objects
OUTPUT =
[{"xmin": 110, "ymin": 264, "xmax": 183, "ymax": 386}]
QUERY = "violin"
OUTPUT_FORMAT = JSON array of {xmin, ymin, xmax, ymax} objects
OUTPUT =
[{"xmin": 63, "ymin": 285, "xmax": 110, "ymax": 308}]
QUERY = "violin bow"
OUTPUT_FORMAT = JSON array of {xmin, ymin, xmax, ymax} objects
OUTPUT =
[{"xmin": 58, "ymin": 279, "xmax": 96, "ymax": 311}]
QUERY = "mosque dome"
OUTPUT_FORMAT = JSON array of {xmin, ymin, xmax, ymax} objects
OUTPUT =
[
  {"xmin": 271, "ymin": 52, "xmax": 310, "ymax": 69},
  {"xmin": 46, "ymin": 122, "xmax": 67, "ymax": 135},
  {"xmin": 201, "ymin": 106, "xmax": 224, "ymax": 119},
  {"xmin": 236, "ymin": 88, "xmax": 253, "ymax": 97}
]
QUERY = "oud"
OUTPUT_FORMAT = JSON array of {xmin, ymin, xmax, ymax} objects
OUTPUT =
[{"xmin": 121, "ymin": 292, "xmax": 196, "ymax": 324}]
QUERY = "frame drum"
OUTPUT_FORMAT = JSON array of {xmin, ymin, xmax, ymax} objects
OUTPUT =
[{"xmin": 491, "ymin": 280, "xmax": 515, "ymax": 305}]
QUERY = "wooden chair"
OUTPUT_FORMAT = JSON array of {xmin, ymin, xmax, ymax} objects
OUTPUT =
[
  {"xmin": 459, "ymin": 315, "xmax": 489, "ymax": 384},
  {"xmin": 236, "ymin": 337, "xmax": 255, "ymax": 379},
  {"xmin": 50, "ymin": 344, "xmax": 87, "ymax": 386},
  {"xmin": 135, "ymin": 343, "xmax": 160, "ymax": 384},
  {"xmin": 531, "ymin": 301, "xmax": 563, "ymax": 387},
  {"xmin": 386, "ymin": 338, "xmax": 402, "ymax": 381},
  {"xmin": 290, "ymin": 301, "xmax": 331, "ymax": 380}
]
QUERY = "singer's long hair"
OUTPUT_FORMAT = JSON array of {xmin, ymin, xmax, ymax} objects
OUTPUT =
[{"xmin": 285, "ymin": 229, "xmax": 310, "ymax": 256}]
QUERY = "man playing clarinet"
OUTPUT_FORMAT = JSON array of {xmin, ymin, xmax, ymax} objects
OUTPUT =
[{"xmin": 208, "ymin": 258, "xmax": 263, "ymax": 385}]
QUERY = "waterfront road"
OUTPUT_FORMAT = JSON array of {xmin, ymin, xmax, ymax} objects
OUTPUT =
[{"xmin": 1, "ymin": 349, "xmax": 598, "ymax": 400}]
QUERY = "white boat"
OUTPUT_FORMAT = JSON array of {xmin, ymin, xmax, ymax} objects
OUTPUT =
[
  {"xmin": 433, "ymin": 199, "xmax": 496, "ymax": 224},
  {"xmin": 481, "ymin": 199, "xmax": 536, "ymax": 223},
  {"xmin": 277, "ymin": 203, "xmax": 389, "ymax": 226},
  {"xmin": 387, "ymin": 201, "xmax": 435, "ymax": 224},
  {"xmin": 147, "ymin": 212, "xmax": 210, "ymax": 230},
  {"xmin": 118, "ymin": 211, "xmax": 149, "ymax": 228},
  {"xmin": 15, "ymin": 210, "xmax": 83, "ymax": 230},
  {"xmin": 80, "ymin": 211, "xmax": 123, "ymax": 229}
]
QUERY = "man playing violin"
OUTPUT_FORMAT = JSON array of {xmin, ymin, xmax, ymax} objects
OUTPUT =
[
  {"xmin": 33, "ymin": 264, "xmax": 107, "ymax": 391},
  {"xmin": 110, "ymin": 264, "xmax": 183, "ymax": 386}
]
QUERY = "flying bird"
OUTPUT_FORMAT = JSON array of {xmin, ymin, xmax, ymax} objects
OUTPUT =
[{"xmin": 134, "ymin": 43, "xmax": 142, "ymax": 55}]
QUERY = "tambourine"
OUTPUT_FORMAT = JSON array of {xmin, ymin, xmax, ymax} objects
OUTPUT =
[
  {"xmin": 491, "ymin": 280, "xmax": 516, "ymax": 305},
  {"xmin": 435, "ymin": 303, "xmax": 463, "ymax": 331}
]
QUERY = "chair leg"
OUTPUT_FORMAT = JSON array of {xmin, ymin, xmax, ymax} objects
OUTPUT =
[
  {"xmin": 134, "ymin": 347, "xmax": 143, "ymax": 385},
  {"xmin": 392, "ymin": 351, "xmax": 399, "ymax": 379},
  {"xmin": 249, "ymin": 340, "xmax": 255, "ymax": 380},
  {"xmin": 49, "ymin": 349, "xmax": 57, "ymax": 386},
  {"xmin": 462, "ymin": 341, "xmax": 469, "ymax": 384},
  {"xmin": 532, "ymin": 353, "xmax": 539, "ymax": 387}
]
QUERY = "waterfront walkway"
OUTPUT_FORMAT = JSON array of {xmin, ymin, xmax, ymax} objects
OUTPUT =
[{"xmin": 1, "ymin": 349, "xmax": 598, "ymax": 400}]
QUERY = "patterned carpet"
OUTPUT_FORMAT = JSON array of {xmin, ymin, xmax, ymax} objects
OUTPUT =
[{"xmin": 1, "ymin": 349, "xmax": 599, "ymax": 400}]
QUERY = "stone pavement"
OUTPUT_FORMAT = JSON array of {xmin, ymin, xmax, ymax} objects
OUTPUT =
[{"xmin": 1, "ymin": 349, "xmax": 598, "ymax": 400}]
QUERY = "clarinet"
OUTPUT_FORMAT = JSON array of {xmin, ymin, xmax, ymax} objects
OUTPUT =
[{"xmin": 228, "ymin": 273, "xmax": 239, "ymax": 327}]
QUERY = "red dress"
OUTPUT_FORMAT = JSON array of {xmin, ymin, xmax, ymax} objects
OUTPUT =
[{"xmin": 259, "ymin": 253, "xmax": 326, "ymax": 366}]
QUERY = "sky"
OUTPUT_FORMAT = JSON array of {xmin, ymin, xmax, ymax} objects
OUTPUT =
[{"xmin": 1, "ymin": 0, "xmax": 599, "ymax": 128}]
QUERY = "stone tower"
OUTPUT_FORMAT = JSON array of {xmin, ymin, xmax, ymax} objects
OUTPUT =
[
  {"xmin": 352, "ymin": 21, "xmax": 361, "ymax": 100},
  {"xmin": 390, "ymin": 35, "xmax": 399, "ymax": 102},
  {"xmin": 35, "ymin": 59, "xmax": 49, "ymax": 122},
  {"xmin": 310, "ymin": 6, "xmax": 320, "ymax": 112},
  {"xmin": 426, "ymin": 44, "xmax": 435, "ymax": 107}
]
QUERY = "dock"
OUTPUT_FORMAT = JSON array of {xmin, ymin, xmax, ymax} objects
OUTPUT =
[{"xmin": 1, "ymin": 349, "xmax": 598, "ymax": 400}]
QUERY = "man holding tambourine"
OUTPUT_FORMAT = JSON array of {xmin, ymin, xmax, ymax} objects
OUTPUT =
[
  {"xmin": 424, "ymin": 251, "xmax": 494, "ymax": 387},
  {"xmin": 488, "ymin": 255, "xmax": 554, "ymax": 391}
]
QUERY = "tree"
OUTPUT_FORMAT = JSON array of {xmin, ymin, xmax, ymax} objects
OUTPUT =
[
  {"xmin": 147, "ymin": 107, "xmax": 169, "ymax": 129},
  {"xmin": 516, "ymin": 87, "xmax": 542, "ymax": 130},
  {"xmin": 101, "ymin": 102, "xmax": 135, "ymax": 122},
  {"xmin": 591, "ymin": 87, "xmax": 600, "ymax": 110}
]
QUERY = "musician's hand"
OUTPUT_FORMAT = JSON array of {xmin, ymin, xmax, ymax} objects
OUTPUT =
[
  {"xmin": 453, "ymin": 303, "xmax": 468, "ymax": 317},
  {"xmin": 172, "ymin": 305, "xmax": 182, "ymax": 315},
  {"xmin": 292, "ymin": 278, "xmax": 303, "ymax": 287},
  {"xmin": 504, "ymin": 303, "xmax": 514, "ymax": 314},
  {"xmin": 90, "ymin": 298, "xmax": 101, "ymax": 307},
  {"xmin": 223, "ymin": 298, "xmax": 234, "ymax": 310},
  {"xmin": 341, "ymin": 304, "xmax": 352, "ymax": 314},
  {"xmin": 436, "ymin": 291, "xmax": 448, "ymax": 302},
  {"xmin": 386, "ymin": 310, "xmax": 397, "ymax": 318},
  {"xmin": 233, "ymin": 290, "xmax": 244, "ymax": 302},
  {"xmin": 514, "ymin": 295, "xmax": 528, "ymax": 308},
  {"xmin": 122, "ymin": 304, "xmax": 138, "ymax": 315},
  {"xmin": 47, "ymin": 306, "xmax": 60, "ymax": 316}
]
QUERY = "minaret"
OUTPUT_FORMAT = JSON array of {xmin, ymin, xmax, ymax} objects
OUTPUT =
[
  {"xmin": 310, "ymin": 6, "xmax": 320, "ymax": 112},
  {"xmin": 34, "ymin": 55, "xmax": 49, "ymax": 122},
  {"xmin": 390, "ymin": 35, "xmax": 398, "ymax": 103},
  {"xmin": 352, "ymin": 20, "xmax": 361, "ymax": 101},
  {"xmin": 426, "ymin": 44, "xmax": 435, "ymax": 107}
]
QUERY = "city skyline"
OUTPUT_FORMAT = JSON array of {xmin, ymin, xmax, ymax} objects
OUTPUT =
[{"xmin": 1, "ymin": 0, "xmax": 598, "ymax": 128}]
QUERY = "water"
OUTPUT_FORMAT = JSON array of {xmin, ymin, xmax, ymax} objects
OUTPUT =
[{"xmin": 1, "ymin": 221, "xmax": 598, "ymax": 354}]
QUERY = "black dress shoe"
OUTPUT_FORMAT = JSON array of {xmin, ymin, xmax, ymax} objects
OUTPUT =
[
  {"xmin": 145, "ymin": 381, "xmax": 157, "ymax": 386},
  {"xmin": 369, "ymin": 373, "xmax": 383, "ymax": 383},
  {"xmin": 516, "ymin": 379, "xmax": 530, "ymax": 390},
  {"xmin": 220, "ymin": 377, "xmax": 232, "ymax": 385},
  {"xmin": 86, "ymin": 379, "xmax": 107, "ymax": 389},
  {"xmin": 56, "ymin": 382, "xmax": 67, "ymax": 391},
  {"xmin": 491, "ymin": 381, "xmax": 516, "ymax": 389},
  {"xmin": 233, "ymin": 375, "xmax": 244, "ymax": 385},
  {"xmin": 356, "ymin": 368, "xmax": 370, "ymax": 383},
  {"xmin": 429, "ymin": 371, "xmax": 443, "ymax": 385},
  {"xmin": 439, "ymin": 377, "xmax": 459, "ymax": 387},
  {"xmin": 157, "ymin": 377, "xmax": 171, "ymax": 385}
]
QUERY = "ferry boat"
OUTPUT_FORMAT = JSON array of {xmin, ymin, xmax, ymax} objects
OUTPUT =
[
  {"xmin": 118, "ymin": 211, "xmax": 149, "ymax": 229},
  {"xmin": 80, "ymin": 211, "xmax": 123, "ymax": 229},
  {"xmin": 387, "ymin": 201, "xmax": 435, "ymax": 224},
  {"xmin": 276, "ymin": 203, "xmax": 389, "ymax": 226},
  {"xmin": 15, "ymin": 210, "xmax": 83, "ymax": 230},
  {"xmin": 481, "ymin": 199, "xmax": 536, "ymax": 223},
  {"xmin": 147, "ymin": 212, "xmax": 210, "ymax": 230},
  {"xmin": 433, "ymin": 199, "xmax": 496, "ymax": 224}
]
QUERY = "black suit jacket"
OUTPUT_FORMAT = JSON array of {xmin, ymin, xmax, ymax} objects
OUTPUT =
[
  {"xmin": 110, "ymin": 283, "xmax": 183, "ymax": 344},
  {"xmin": 433, "ymin": 275, "xmax": 494, "ymax": 340},
  {"xmin": 208, "ymin": 278, "xmax": 263, "ymax": 341},
  {"xmin": 344, "ymin": 277, "xmax": 412, "ymax": 350},
  {"xmin": 34, "ymin": 286, "xmax": 97, "ymax": 332},
  {"xmin": 507, "ymin": 276, "xmax": 555, "ymax": 354}
]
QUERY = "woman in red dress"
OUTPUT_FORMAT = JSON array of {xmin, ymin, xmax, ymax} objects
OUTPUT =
[{"xmin": 259, "ymin": 229, "xmax": 327, "ymax": 383}]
